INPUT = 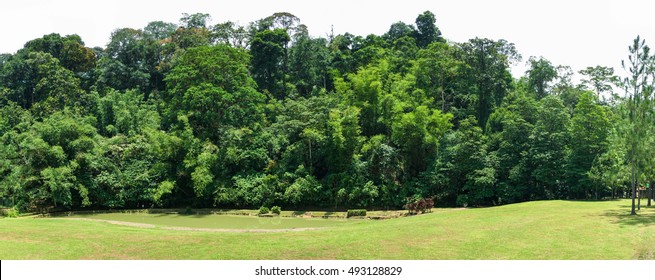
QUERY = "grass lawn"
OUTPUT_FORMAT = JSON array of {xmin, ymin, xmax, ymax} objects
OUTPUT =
[
  {"xmin": 0, "ymin": 199, "xmax": 653, "ymax": 259},
  {"xmin": 58, "ymin": 212, "xmax": 361, "ymax": 230}
]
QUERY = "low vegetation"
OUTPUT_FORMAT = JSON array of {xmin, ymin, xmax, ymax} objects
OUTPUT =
[
  {"xmin": 346, "ymin": 209, "xmax": 367, "ymax": 218},
  {"xmin": 258, "ymin": 206, "xmax": 270, "ymax": 215}
]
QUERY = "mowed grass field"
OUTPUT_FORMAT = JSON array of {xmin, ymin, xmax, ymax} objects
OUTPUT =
[{"xmin": 0, "ymin": 200, "xmax": 653, "ymax": 259}]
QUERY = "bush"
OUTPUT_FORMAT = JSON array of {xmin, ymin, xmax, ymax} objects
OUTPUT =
[
  {"xmin": 347, "ymin": 209, "xmax": 367, "ymax": 218},
  {"xmin": 404, "ymin": 197, "xmax": 434, "ymax": 214},
  {"xmin": 1, "ymin": 207, "xmax": 19, "ymax": 218},
  {"xmin": 258, "ymin": 206, "xmax": 270, "ymax": 215},
  {"xmin": 271, "ymin": 206, "xmax": 281, "ymax": 215}
]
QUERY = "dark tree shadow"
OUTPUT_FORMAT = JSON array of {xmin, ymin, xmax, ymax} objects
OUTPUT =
[{"xmin": 600, "ymin": 206, "xmax": 655, "ymax": 227}]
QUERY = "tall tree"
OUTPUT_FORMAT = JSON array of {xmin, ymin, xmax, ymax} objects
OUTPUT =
[
  {"xmin": 164, "ymin": 45, "xmax": 265, "ymax": 142},
  {"xmin": 526, "ymin": 56, "xmax": 557, "ymax": 99},
  {"xmin": 459, "ymin": 38, "xmax": 520, "ymax": 127},
  {"xmin": 288, "ymin": 29, "xmax": 331, "ymax": 96},
  {"xmin": 180, "ymin": 13, "xmax": 211, "ymax": 29},
  {"xmin": 23, "ymin": 33, "xmax": 96, "ymax": 73},
  {"xmin": 385, "ymin": 22, "xmax": 416, "ymax": 43},
  {"xmin": 579, "ymin": 66, "xmax": 617, "ymax": 103},
  {"xmin": 96, "ymin": 28, "xmax": 163, "ymax": 94},
  {"xmin": 620, "ymin": 36, "xmax": 654, "ymax": 215},
  {"xmin": 250, "ymin": 29, "xmax": 290, "ymax": 98},
  {"xmin": 414, "ymin": 42, "xmax": 469, "ymax": 116},
  {"xmin": 211, "ymin": 21, "xmax": 249, "ymax": 48},
  {"xmin": 414, "ymin": 11, "xmax": 443, "ymax": 48},
  {"xmin": 567, "ymin": 91, "xmax": 609, "ymax": 199},
  {"xmin": 144, "ymin": 21, "xmax": 177, "ymax": 41},
  {"xmin": 391, "ymin": 105, "xmax": 453, "ymax": 178},
  {"xmin": 0, "ymin": 51, "xmax": 91, "ymax": 116},
  {"xmin": 529, "ymin": 95, "xmax": 570, "ymax": 199}
]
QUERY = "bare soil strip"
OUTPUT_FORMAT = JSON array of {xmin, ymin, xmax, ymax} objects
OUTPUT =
[{"xmin": 52, "ymin": 217, "xmax": 322, "ymax": 233}]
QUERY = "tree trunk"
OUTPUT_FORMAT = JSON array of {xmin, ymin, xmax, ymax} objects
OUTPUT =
[
  {"xmin": 611, "ymin": 186, "xmax": 615, "ymax": 200},
  {"xmin": 648, "ymin": 185, "xmax": 652, "ymax": 206},
  {"xmin": 441, "ymin": 88, "xmax": 446, "ymax": 112},
  {"xmin": 308, "ymin": 139, "xmax": 312, "ymax": 172},
  {"xmin": 637, "ymin": 188, "xmax": 641, "ymax": 210},
  {"xmin": 631, "ymin": 158, "xmax": 636, "ymax": 215}
]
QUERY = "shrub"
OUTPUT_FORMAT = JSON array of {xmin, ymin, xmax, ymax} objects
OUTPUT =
[
  {"xmin": 271, "ymin": 206, "xmax": 281, "ymax": 215},
  {"xmin": 347, "ymin": 209, "xmax": 367, "ymax": 218},
  {"xmin": 1, "ymin": 207, "xmax": 19, "ymax": 218},
  {"xmin": 258, "ymin": 206, "xmax": 270, "ymax": 215},
  {"xmin": 404, "ymin": 197, "xmax": 434, "ymax": 214}
]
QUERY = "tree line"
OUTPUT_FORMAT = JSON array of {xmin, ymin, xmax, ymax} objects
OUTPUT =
[{"xmin": 0, "ymin": 11, "xmax": 652, "ymax": 212}]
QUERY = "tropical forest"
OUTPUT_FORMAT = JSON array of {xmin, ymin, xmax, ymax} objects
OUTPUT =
[{"xmin": 1, "ymin": 11, "xmax": 653, "ymax": 215}]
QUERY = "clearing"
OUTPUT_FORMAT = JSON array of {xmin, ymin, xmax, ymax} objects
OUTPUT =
[{"xmin": 0, "ymin": 200, "xmax": 653, "ymax": 259}]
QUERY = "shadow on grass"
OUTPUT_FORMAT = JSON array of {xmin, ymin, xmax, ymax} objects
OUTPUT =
[{"xmin": 601, "ymin": 206, "xmax": 655, "ymax": 227}]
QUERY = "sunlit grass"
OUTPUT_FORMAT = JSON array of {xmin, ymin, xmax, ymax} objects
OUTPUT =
[
  {"xmin": 59, "ymin": 212, "xmax": 358, "ymax": 230},
  {"xmin": 0, "ymin": 200, "xmax": 653, "ymax": 259}
]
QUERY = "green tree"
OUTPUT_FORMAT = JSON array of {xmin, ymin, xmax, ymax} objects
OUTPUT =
[
  {"xmin": 23, "ymin": 33, "xmax": 96, "ymax": 73},
  {"xmin": 567, "ymin": 91, "xmax": 610, "ymax": 199},
  {"xmin": 459, "ymin": 38, "xmax": 520, "ymax": 127},
  {"xmin": 529, "ymin": 95, "xmax": 570, "ymax": 198},
  {"xmin": 180, "ymin": 13, "xmax": 211, "ymax": 29},
  {"xmin": 579, "ymin": 66, "xmax": 617, "ymax": 102},
  {"xmin": 414, "ymin": 42, "xmax": 469, "ymax": 115},
  {"xmin": 0, "ymin": 51, "xmax": 92, "ymax": 116},
  {"xmin": 250, "ymin": 29, "xmax": 290, "ymax": 98},
  {"xmin": 211, "ymin": 21, "xmax": 249, "ymax": 48},
  {"xmin": 165, "ymin": 45, "xmax": 265, "ymax": 142},
  {"xmin": 338, "ymin": 63, "xmax": 385, "ymax": 137},
  {"xmin": 487, "ymin": 90, "xmax": 538, "ymax": 203},
  {"xmin": 385, "ymin": 22, "xmax": 416, "ymax": 43},
  {"xmin": 144, "ymin": 21, "xmax": 177, "ymax": 40},
  {"xmin": 392, "ymin": 105, "xmax": 453, "ymax": 178},
  {"xmin": 96, "ymin": 28, "xmax": 163, "ymax": 94},
  {"xmin": 619, "ymin": 36, "xmax": 654, "ymax": 214},
  {"xmin": 165, "ymin": 13, "xmax": 213, "ymax": 51},
  {"xmin": 0, "ymin": 111, "xmax": 97, "ymax": 210},
  {"xmin": 589, "ymin": 120, "xmax": 629, "ymax": 200},
  {"xmin": 389, "ymin": 36, "xmax": 418, "ymax": 75},
  {"xmin": 526, "ymin": 57, "xmax": 557, "ymax": 99},
  {"xmin": 288, "ymin": 30, "xmax": 331, "ymax": 96},
  {"xmin": 414, "ymin": 11, "xmax": 443, "ymax": 48},
  {"xmin": 442, "ymin": 117, "xmax": 495, "ymax": 206}
]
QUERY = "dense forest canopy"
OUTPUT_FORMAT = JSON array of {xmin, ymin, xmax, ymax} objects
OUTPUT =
[{"xmin": 0, "ymin": 11, "xmax": 653, "ymax": 212}]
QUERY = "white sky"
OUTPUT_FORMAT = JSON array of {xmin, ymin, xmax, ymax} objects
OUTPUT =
[{"xmin": 2, "ymin": 0, "xmax": 654, "ymax": 79}]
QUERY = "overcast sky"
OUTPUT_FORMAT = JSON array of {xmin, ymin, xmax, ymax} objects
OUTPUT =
[{"xmin": 2, "ymin": 0, "xmax": 654, "ymax": 79}]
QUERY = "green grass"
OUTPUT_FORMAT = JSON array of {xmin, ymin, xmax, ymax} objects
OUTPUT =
[
  {"xmin": 59, "ymin": 212, "xmax": 359, "ymax": 230},
  {"xmin": 0, "ymin": 200, "xmax": 653, "ymax": 259}
]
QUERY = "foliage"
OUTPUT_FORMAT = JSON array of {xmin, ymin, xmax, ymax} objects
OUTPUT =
[
  {"xmin": 526, "ymin": 56, "xmax": 557, "ymax": 99},
  {"xmin": 404, "ymin": 197, "xmax": 434, "ymax": 214},
  {"xmin": 0, "ymin": 10, "xmax": 643, "ymax": 212},
  {"xmin": 258, "ymin": 206, "xmax": 270, "ymax": 215},
  {"xmin": 270, "ymin": 205, "xmax": 281, "ymax": 214},
  {"xmin": 1, "ymin": 207, "xmax": 19, "ymax": 218},
  {"xmin": 346, "ymin": 209, "xmax": 367, "ymax": 217}
]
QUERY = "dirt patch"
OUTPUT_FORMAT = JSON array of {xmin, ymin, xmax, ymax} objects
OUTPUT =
[{"xmin": 54, "ymin": 217, "xmax": 322, "ymax": 233}]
